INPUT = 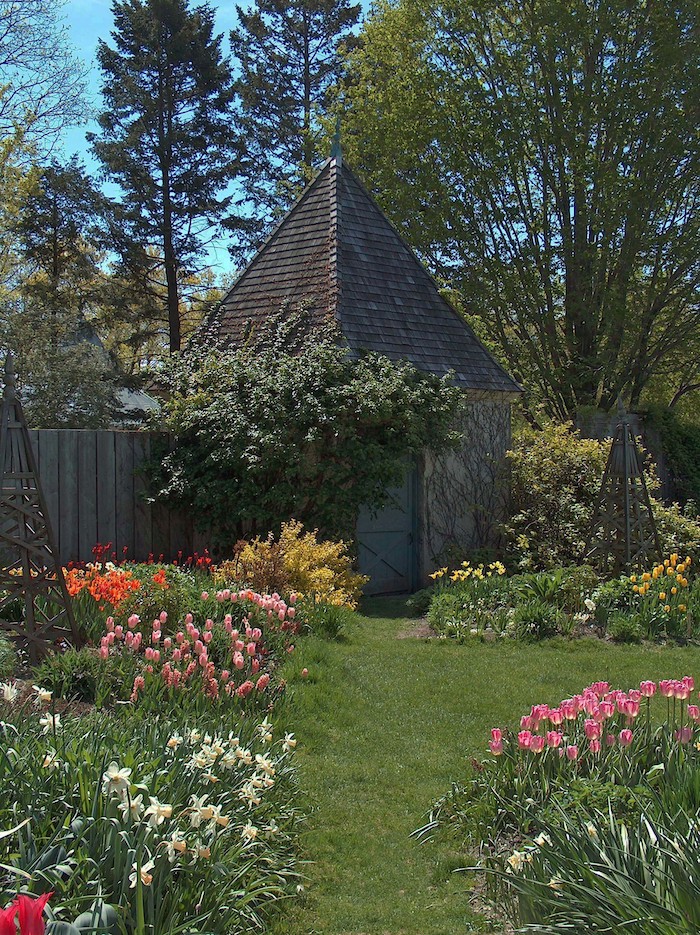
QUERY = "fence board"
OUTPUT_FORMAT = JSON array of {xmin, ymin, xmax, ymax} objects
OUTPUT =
[
  {"xmin": 58, "ymin": 431, "xmax": 80, "ymax": 561},
  {"xmin": 115, "ymin": 434, "xmax": 135, "ymax": 559},
  {"xmin": 96, "ymin": 432, "xmax": 116, "ymax": 552},
  {"xmin": 78, "ymin": 432, "xmax": 98, "ymax": 559},
  {"xmin": 132, "ymin": 433, "xmax": 152, "ymax": 561}
]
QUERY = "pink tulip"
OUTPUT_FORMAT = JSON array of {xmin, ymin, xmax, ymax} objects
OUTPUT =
[
  {"xmin": 301, "ymin": 667, "xmax": 309, "ymax": 678},
  {"xmin": 548, "ymin": 708, "xmax": 563, "ymax": 725},
  {"xmin": 688, "ymin": 704, "xmax": 700, "ymax": 720},
  {"xmin": 546, "ymin": 731, "xmax": 562, "ymax": 748},
  {"xmin": 201, "ymin": 591, "xmax": 209, "ymax": 601},
  {"xmin": 163, "ymin": 637, "xmax": 172, "ymax": 650},
  {"xmin": 105, "ymin": 617, "xmax": 115, "ymax": 632},
  {"xmin": 639, "ymin": 680, "xmax": 656, "ymax": 697},
  {"xmin": 203, "ymin": 631, "xmax": 213, "ymax": 644},
  {"xmin": 517, "ymin": 730, "xmax": 533, "ymax": 749},
  {"xmin": 618, "ymin": 729, "xmax": 633, "ymax": 747},
  {"xmin": 233, "ymin": 652, "xmax": 244, "ymax": 670},
  {"xmin": 606, "ymin": 733, "xmax": 616, "ymax": 746},
  {"xmin": 100, "ymin": 645, "xmax": 109, "ymax": 660},
  {"xmin": 288, "ymin": 607, "xmax": 296, "ymax": 619},
  {"xmin": 677, "ymin": 726, "xmax": 693, "ymax": 744},
  {"xmin": 565, "ymin": 745, "xmax": 578, "ymax": 760},
  {"xmin": 589, "ymin": 738, "xmax": 601, "ymax": 754},
  {"xmin": 0, "ymin": 899, "xmax": 18, "ymax": 935},
  {"xmin": 256, "ymin": 673, "xmax": 270, "ymax": 691},
  {"xmin": 584, "ymin": 719, "xmax": 601, "ymax": 741},
  {"xmin": 237, "ymin": 680, "xmax": 254, "ymax": 698},
  {"xmin": 489, "ymin": 739, "xmax": 503, "ymax": 755},
  {"xmin": 491, "ymin": 728, "xmax": 503, "ymax": 743},
  {"xmin": 683, "ymin": 675, "xmax": 695, "ymax": 692},
  {"xmin": 246, "ymin": 642, "xmax": 257, "ymax": 656},
  {"xmin": 184, "ymin": 613, "xmax": 194, "ymax": 625}
]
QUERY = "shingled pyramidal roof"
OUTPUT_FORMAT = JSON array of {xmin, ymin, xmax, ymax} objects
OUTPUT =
[{"xmin": 212, "ymin": 155, "xmax": 521, "ymax": 394}]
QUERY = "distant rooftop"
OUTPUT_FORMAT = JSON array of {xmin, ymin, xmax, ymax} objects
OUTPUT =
[{"xmin": 210, "ymin": 156, "xmax": 521, "ymax": 395}]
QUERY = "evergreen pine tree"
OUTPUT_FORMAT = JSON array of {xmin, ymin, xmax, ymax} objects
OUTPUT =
[
  {"xmin": 230, "ymin": 0, "xmax": 360, "ymax": 257},
  {"xmin": 90, "ymin": 0, "xmax": 238, "ymax": 353}
]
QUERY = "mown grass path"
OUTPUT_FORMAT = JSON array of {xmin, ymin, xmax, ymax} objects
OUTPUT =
[{"xmin": 274, "ymin": 598, "xmax": 700, "ymax": 935}]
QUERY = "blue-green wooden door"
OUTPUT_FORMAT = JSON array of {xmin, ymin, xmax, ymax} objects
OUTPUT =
[{"xmin": 356, "ymin": 463, "xmax": 419, "ymax": 595}]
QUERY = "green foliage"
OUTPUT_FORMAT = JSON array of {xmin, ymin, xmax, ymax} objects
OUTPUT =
[
  {"xmin": 405, "ymin": 586, "xmax": 434, "ymax": 618},
  {"xmin": 646, "ymin": 405, "xmax": 700, "ymax": 507},
  {"xmin": 117, "ymin": 565, "xmax": 202, "ymax": 632},
  {"xmin": 606, "ymin": 612, "xmax": 643, "ymax": 643},
  {"xmin": 505, "ymin": 424, "xmax": 700, "ymax": 572},
  {"xmin": 342, "ymin": 0, "xmax": 700, "ymax": 419},
  {"xmin": 299, "ymin": 599, "xmax": 354, "ymax": 640},
  {"xmin": 504, "ymin": 424, "xmax": 608, "ymax": 570},
  {"xmin": 511, "ymin": 569, "xmax": 565, "ymax": 605},
  {"xmin": 510, "ymin": 600, "xmax": 563, "ymax": 642},
  {"xmin": 90, "ymin": 0, "xmax": 238, "ymax": 353},
  {"xmin": 156, "ymin": 338, "xmax": 461, "ymax": 545},
  {"xmin": 230, "ymin": 0, "xmax": 360, "ymax": 257},
  {"xmin": 0, "ymin": 707, "xmax": 302, "ymax": 934},
  {"xmin": 33, "ymin": 647, "xmax": 139, "ymax": 705},
  {"xmin": 0, "ymin": 635, "xmax": 16, "ymax": 678},
  {"xmin": 502, "ymin": 803, "xmax": 700, "ymax": 934}
]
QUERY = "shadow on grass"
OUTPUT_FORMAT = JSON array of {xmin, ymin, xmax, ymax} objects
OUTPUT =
[{"xmin": 359, "ymin": 595, "xmax": 413, "ymax": 619}]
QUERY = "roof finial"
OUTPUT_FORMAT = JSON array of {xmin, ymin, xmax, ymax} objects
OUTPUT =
[
  {"xmin": 4, "ymin": 353, "xmax": 16, "ymax": 401},
  {"xmin": 617, "ymin": 394, "xmax": 627, "ymax": 422},
  {"xmin": 330, "ymin": 115, "xmax": 342, "ymax": 166}
]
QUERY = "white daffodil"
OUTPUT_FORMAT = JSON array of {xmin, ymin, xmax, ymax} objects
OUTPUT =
[
  {"xmin": 235, "ymin": 746, "xmax": 253, "ymax": 765},
  {"xmin": 507, "ymin": 850, "xmax": 527, "ymax": 873},
  {"xmin": 39, "ymin": 712, "xmax": 60, "ymax": 734},
  {"xmin": 238, "ymin": 783, "xmax": 261, "ymax": 808},
  {"xmin": 241, "ymin": 821, "xmax": 258, "ymax": 843},
  {"xmin": 201, "ymin": 771, "xmax": 219, "ymax": 784},
  {"xmin": 282, "ymin": 733, "xmax": 297, "ymax": 753},
  {"xmin": 163, "ymin": 832, "xmax": 187, "ymax": 863},
  {"xmin": 264, "ymin": 819, "xmax": 279, "ymax": 839},
  {"xmin": 220, "ymin": 751, "xmax": 238, "ymax": 770},
  {"xmin": 534, "ymin": 832, "xmax": 551, "ymax": 847},
  {"xmin": 255, "ymin": 754, "xmax": 275, "ymax": 777},
  {"xmin": 144, "ymin": 797, "xmax": 173, "ymax": 827},
  {"xmin": 585, "ymin": 822, "xmax": 599, "ymax": 840},
  {"xmin": 42, "ymin": 749, "xmax": 61, "ymax": 770},
  {"xmin": 189, "ymin": 728, "xmax": 202, "ymax": 744},
  {"xmin": 101, "ymin": 761, "xmax": 132, "ymax": 797},
  {"xmin": 129, "ymin": 858, "xmax": 155, "ymax": 888},
  {"xmin": 33, "ymin": 685, "xmax": 52, "ymax": 705},
  {"xmin": 1, "ymin": 681, "xmax": 18, "ymax": 703},
  {"xmin": 257, "ymin": 717, "xmax": 273, "ymax": 742},
  {"xmin": 189, "ymin": 794, "xmax": 214, "ymax": 828},
  {"xmin": 118, "ymin": 793, "xmax": 145, "ymax": 823},
  {"xmin": 166, "ymin": 733, "xmax": 183, "ymax": 750}
]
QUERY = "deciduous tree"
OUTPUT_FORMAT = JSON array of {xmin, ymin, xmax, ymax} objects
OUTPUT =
[{"xmin": 342, "ymin": 0, "xmax": 700, "ymax": 419}]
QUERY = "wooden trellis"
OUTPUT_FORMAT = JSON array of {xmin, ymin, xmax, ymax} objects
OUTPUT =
[
  {"xmin": 0, "ymin": 355, "xmax": 80, "ymax": 663},
  {"xmin": 586, "ymin": 403, "xmax": 661, "ymax": 575}
]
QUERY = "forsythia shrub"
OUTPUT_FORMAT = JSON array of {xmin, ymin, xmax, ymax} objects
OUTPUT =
[{"xmin": 222, "ymin": 521, "xmax": 367, "ymax": 609}]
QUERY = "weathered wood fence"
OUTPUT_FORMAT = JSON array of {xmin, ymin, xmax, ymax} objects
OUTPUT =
[{"xmin": 28, "ymin": 430, "xmax": 196, "ymax": 564}]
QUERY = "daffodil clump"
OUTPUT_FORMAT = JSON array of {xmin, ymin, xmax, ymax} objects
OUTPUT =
[
  {"xmin": 429, "ymin": 560, "xmax": 507, "ymax": 584},
  {"xmin": 0, "ymin": 706, "xmax": 303, "ymax": 935},
  {"xmin": 629, "ymin": 553, "xmax": 694, "ymax": 638}
]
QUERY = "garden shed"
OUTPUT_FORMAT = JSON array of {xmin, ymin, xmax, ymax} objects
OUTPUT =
[{"xmin": 208, "ymin": 151, "xmax": 522, "ymax": 593}]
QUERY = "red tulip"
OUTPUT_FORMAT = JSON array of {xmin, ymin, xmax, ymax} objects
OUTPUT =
[
  {"xmin": 17, "ymin": 893, "xmax": 53, "ymax": 935},
  {"xmin": 0, "ymin": 901, "xmax": 18, "ymax": 935}
]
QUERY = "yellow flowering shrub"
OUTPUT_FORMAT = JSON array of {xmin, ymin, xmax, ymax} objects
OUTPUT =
[{"xmin": 215, "ymin": 521, "xmax": 367, "ymax": 609}]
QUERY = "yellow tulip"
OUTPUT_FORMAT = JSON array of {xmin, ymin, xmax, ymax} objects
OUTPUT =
[
  {"xmin": 680, "ymin": 604, "xmax": 687, "ymax": 613},
  {"xmin": 671, "ymin": 587, "xmax": 677, "ymax": 595},
  {"xmin": 659, "ymin": 592, "xmax": 666, "ymax": 601},
  {"xmin": 664, "ymin": 605, "xmax": 671, "ymax": 613}
]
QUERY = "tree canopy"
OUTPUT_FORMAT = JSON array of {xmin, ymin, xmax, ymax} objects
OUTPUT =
[
  {"xmin": 341, "ymin": 0, "xmax": 700, "ymax": 420},
  {"xmin": 90, "ymin": 0, "xmax": 238, "ymax": 353},
  {"xmin": 230, "ymin": 0, "xmax": 361, "ymax": 257}
]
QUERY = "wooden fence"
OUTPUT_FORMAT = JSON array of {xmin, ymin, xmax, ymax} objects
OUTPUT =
[{"xmin": 28, "ymin": 430, "xmax": 196, "ymax": 564}]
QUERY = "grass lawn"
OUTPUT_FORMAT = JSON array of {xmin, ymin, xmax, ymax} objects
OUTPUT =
[{"xmin": 273, "ymin": 597, "xmax": 700, "ymax": 935}]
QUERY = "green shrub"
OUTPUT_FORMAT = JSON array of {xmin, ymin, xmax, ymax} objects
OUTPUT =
[
  {"xmin": 606, "ymin": 612, "xmax": 643, "ymax": 643},
  {"xmin": 405, "ymin": 586, "xmax": 434, "ymax": 617},
  {"xmin": 154, "ymin": 337, "xmax": 461, "ymax": 544},
  {"xmin": 300, "ymin": 599, "xmax": 355, "ymax": 640},
  {"xmin": 510, "ymin": 599, "xmax": 564, "ymax": 641},
  {"xmin": 511, "ymin": 569, "xmax": 565, "ymax": 605},
  {"xmin": 504, "ymin": 423, "xmax": 700, "ymax": 572},
  {"xmin": 33, "ymin": 647, "xmax": 139, "ymax": 706}
]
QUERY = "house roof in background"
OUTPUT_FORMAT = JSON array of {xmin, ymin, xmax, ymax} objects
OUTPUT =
[{"xmin": 211, "ymin": 157, "xmax": 521, "ymax": 394}]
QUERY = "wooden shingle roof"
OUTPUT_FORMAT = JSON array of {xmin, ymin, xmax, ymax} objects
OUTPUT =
[{"xmin": 212, "ymin": 156, "xmax": 521, "ymax": 394}]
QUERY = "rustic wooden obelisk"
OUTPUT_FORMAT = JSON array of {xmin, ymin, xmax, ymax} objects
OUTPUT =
[
  {"xmin": 586, "ymin": 401, "xmax": 662, "ymax": 574},
  {"xmin": 0, "ymin": 355, "xmax": 80, "ymax": 662}
]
